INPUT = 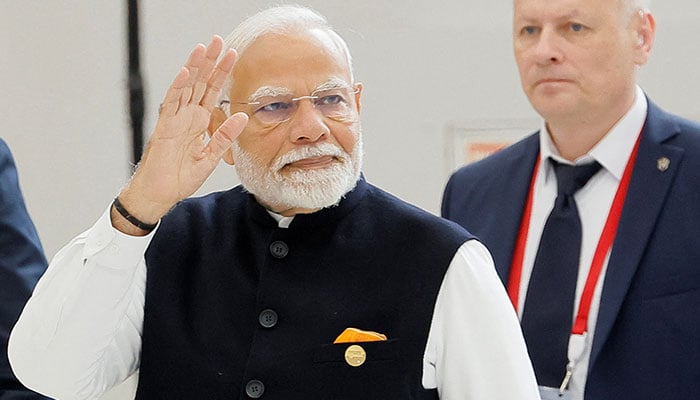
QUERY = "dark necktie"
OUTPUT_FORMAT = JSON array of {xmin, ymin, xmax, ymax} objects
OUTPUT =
[{"xmin": 520, "ymin": 158, "xmax": 602, "ymax": 387}]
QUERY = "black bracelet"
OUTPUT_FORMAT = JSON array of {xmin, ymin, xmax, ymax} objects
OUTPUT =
[{"xmin": 112, "ymin": 197, "xmax": 158, "ymax": 232}]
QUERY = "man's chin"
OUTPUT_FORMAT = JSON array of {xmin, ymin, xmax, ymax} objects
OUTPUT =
[
  {"xmin": 241, "ymin": 172, "xmax": 353, "ymax": 211},
  {"xmin": 255, "ymin": 190, "xmax": 344, "ymax": 213},
  {"xmin": 235, "ymin": 146, "xmax": 361, "ymax": 215}
]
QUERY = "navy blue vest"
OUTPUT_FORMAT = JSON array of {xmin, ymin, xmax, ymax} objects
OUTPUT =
[{"xmin": 136, "ymin": 178, "xmax": 473, "ymax": 399}]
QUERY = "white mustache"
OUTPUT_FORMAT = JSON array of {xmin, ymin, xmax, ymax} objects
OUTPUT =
[{"xmin": 273, "ymin": 143, "xmax": 346, "ymax": 170}]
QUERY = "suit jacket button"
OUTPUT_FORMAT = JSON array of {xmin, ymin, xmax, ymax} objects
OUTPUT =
[
  {"xmin": 269, "ymin": 241, "xmax": 289, "ymax": 258},
  {"xmin": 259, "ymin": 309, "xmax": 278, "ymax": 328},
  {"xmin": 245, "ymin": 380, "xmax": 265, "ymax": 398}
]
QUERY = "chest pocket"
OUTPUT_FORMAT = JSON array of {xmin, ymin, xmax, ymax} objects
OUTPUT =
[{"xmin": 310, "ymin": 339, "xmax": 436, "ymax": 399}]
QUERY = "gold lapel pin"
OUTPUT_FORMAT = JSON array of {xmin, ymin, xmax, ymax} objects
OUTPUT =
[
  {"xmin": 657, "ymin": 157, "xmax": 670, "ymax": 172},
  {"xmin": 344, "ymin": 344, "xmax": 367, "ymax": 367}
]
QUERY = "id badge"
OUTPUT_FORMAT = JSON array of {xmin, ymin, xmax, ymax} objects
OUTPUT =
[{"xmin": 538, "ymin": 386, "xmax": 573, "ymax": 400}]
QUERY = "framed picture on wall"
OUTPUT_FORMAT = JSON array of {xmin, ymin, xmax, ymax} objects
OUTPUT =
[{"xmin": 444, "ymin": 119, "xmax": 538, "ymax": 173}]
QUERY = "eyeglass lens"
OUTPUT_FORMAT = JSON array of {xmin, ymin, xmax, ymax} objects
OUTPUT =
[{"xmin": 251, "ymin": 88, "xmax": 357, "ymax": 125}]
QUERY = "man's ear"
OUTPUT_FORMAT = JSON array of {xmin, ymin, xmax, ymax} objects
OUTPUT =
[
  {"xmin": 208, "ymin": 107, "xmax": 228, "ymax": 136},
  {"xmin": 354, "ymin": 82, "xmax": 363, "ymax": 113},
  {"xmin": 209, "ymin": 107, "xmax": 236, "ymax": 165},
  {"xmin": 633, "ymin": 10, "xmax": 656, "ymax": 66},
  {"xmin": 222, "ymin": 145, "xmax": 235, "ymax": 165}
]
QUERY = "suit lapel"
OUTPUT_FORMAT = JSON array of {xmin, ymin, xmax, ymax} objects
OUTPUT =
[
  {"xmin": 588, "ymin": 101, "xmax": 685, "ymax": 371},
  {"xmin": 490, "ymin": 134, "xmax": 540, "ymax": 282}
]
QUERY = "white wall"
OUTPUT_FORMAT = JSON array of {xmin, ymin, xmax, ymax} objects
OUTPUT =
[{"xmin": 1, "ymin": 2, "xmax": 699, "ymax": 397}]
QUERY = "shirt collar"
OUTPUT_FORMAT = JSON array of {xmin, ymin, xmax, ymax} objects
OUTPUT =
[
  {"xmin": 267, "ymin": 211, "xmax": 294, "ymax": 228},
  {"xmin": 538, "ymin": 85, "xmax": 648, "ymax": 182}
]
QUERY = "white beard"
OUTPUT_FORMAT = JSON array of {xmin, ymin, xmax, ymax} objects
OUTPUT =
[{"xmin": 232, "ymin": 138, "xmax": 363, "ymax": 212}]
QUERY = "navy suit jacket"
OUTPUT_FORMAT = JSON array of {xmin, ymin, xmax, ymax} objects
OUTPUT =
[
  {"xmin": 442, "ymin": 100, "xmax": 700, "ymax": 399},
  {"xmin": 0, "ymin": 139, "xmax": 50, "ymax": 399}
]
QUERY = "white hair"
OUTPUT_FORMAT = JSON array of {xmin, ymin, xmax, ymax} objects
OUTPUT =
[
  {"xmin": 624, "ymin": 0, "xmax": 652, "ymax": 15},
  {"xmin": 220, "ymin": 5, "xmax": 354, "ymax": 103}
]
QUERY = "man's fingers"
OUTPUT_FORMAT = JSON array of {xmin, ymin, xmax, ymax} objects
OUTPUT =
[
  {"xmin": 180, "ymin": 44, "xmax": 207, "ymax": 106},
  {"xmin": 201, "ymin": 49, "xmax": 237, "ymax": 111},
  {"xmin": 161, "ymin": 39, "xmax": 234, "ymax": 118},
  {"xmin": 160, "ymin": 67, "xmax": 190, "ymax": 117},
  {"xmin": 207, "ymin": 112, "xmax": 249, "ymax": 159},
  {"xmin": 191, "ymin": 36, "xmax": 224, "ymax": 105},
  {"xmin": 205, "ymin": 35, "xmax": 224, "ymax": 59}
]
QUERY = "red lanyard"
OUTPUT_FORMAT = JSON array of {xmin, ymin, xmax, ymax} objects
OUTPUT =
[{"xmin": 507, "ymin": 133, "xmax": 641, "ymax": 335}]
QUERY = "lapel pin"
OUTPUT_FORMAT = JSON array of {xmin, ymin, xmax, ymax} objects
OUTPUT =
[
  {"xmin": 657, "ymin": 157, "xmax": 670, "ymax": 172},
  {"xmin": 344, "ymin": 344, "xmax": 367, "ymax": 367}
]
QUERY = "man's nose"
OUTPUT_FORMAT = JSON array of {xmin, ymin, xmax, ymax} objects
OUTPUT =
[
  {"xmin": 287, "ymin": 100, "xmax": 330, "ymax": 143},
  {"xmin": 533, "ymin": 29, "xmax": 564, "ymax": 64}
]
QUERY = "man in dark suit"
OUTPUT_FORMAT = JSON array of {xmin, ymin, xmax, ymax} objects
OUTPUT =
[
  {"xmin": 0, "ymin": 139, "xmax": 50, "ymax": 399},
  {"xmin": 442, "ymin": 0, "xmax": 700, "ymax": 399}
]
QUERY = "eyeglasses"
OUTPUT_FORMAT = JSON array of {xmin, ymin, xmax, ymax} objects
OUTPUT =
[{"xmin": 220, "ymin": 85, "xmax": 360, "ymax": 127}]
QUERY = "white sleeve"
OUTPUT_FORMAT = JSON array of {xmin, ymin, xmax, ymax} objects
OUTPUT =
[
  {"xmin": 422, "ymin": 240, "xmax": 540, "ymax": 400},
  {"xmin": 8, "ymin": 206, "xmax": 151, "ymax": 400}
]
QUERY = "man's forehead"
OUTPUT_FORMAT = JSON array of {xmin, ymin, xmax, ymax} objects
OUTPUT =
[
  {"xmin": 229, "ymin": 30, "xmax": 353, "ymax": 101},
  {"xmin": 239, "ymin": 29, "xmax": 346, "ymax": 65},
  {"xmin": 246, "ymin": 77, "xmax": 351, "ymax": 101},
  {"xmin": 514, "ymin": 0, "xmax": 624, "ymax": 17}
]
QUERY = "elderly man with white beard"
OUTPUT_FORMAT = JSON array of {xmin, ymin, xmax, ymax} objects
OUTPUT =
[{"xmin": 8, "ymin": 5, "xmax": 538, "ymax": 400}]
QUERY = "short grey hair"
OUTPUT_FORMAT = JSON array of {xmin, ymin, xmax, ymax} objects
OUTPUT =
[
  {"xmin": 624, "ymin": 0, "xmax": 652, "ymax": 15},
  {"xmin": 220, "ymin": 5, "xmax": 354, "ymax": 103}
]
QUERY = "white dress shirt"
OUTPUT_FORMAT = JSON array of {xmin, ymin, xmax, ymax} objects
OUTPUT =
[
  {"xmin": 9, "ymin": 204, "xmax": 539, "ymax": 400},
  {"xmin": 518, "ymin": 86, "xmax": 648, "ymax": 399}
]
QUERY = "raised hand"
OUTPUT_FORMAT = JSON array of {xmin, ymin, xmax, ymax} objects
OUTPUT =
[{"xmin": 114, "ymin": 36, "xmax": 248, "ymax": 235}]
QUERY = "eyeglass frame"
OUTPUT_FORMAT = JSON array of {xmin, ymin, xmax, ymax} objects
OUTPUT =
[{"xmin": 218, "ymin": 83, "xmax": 361, "ymax": 127}]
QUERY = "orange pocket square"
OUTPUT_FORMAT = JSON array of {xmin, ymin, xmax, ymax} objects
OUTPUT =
[{"xmin": 333, "ymin": 327, "xmax": 388, "ymax": 344}]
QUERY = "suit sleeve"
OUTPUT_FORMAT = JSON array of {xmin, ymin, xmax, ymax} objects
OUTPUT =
[
  {"xmin": 0, "ymin": 139, "xmax": 51, "ymax": 398},
  {"xmin": 440, "ymin": 173, "xmax": 456, "ymax": 219}
]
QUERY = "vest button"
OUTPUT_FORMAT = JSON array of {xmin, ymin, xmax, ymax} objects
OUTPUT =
[
  {"xmin": 258, "ymin": 309, "xmax": 278, "ymax": 328},
  {"xmin": 245, "ymin": 379, "xmax": 265, "ymax": 398},
  {"xmin": 269, "ymin": 241, "xmax": 289, "ymax": 258}
]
